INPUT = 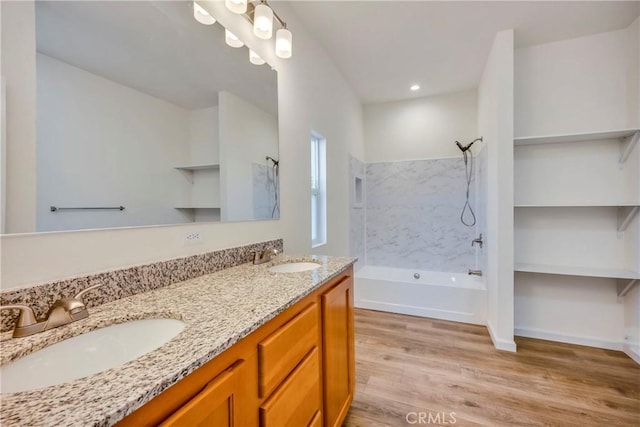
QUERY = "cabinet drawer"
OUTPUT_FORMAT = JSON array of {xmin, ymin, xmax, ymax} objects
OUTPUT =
[
  {"xmin": 258, "ymin": 302, "xmax": 318, "ymax": 397},
  {"xmin": 260, "ymin": 347, "xmax": 321, "ymax": 427}
]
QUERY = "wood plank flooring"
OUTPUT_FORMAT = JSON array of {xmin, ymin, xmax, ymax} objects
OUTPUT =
[{"xmin": 344, "ymin": 309, "xmax": 640, "ymax": 427}]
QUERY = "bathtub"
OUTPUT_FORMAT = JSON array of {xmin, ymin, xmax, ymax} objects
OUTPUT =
[{"xmin": 354, "ymin": 265, "xmax": 487, "ymax": 325}]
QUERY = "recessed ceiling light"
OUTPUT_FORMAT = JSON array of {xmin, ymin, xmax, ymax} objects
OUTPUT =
[{"xmin": 410, "ymin": 84, "xmax": 420, "ymax": 91}]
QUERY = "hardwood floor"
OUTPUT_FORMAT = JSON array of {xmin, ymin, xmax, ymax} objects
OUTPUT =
[{"xmin": 344, "ymin": 309, "xmax": 640, "ymax": 427}]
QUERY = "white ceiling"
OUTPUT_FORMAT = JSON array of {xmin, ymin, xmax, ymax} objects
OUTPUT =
[
  {"xmin": 36, "ymin": 1, "xmax": 278, "ymax": 113},
  {"xmin": 288, "ymin": 1, "xmax": 640, "ymax": 105}
]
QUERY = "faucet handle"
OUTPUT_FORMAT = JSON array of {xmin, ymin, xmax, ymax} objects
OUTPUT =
[
  {"xmin": 74, "ymin": 283, "xmax": 104, "ymax": 305},
  {"xmin": 0, "ymin": 305, "xmax": 38, "ymax": 328}
]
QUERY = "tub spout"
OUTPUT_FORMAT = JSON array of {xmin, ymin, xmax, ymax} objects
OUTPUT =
[{"xmin": 468, "ymin": 269, "xmax": 483, "ymax": 276}]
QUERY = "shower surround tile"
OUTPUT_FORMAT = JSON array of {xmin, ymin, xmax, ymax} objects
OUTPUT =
[
  {"xmin": 252, "ymin": 163, "xmax": 280, "ymax": 220},
  {"xmin": 349, "ymin": 155, "xmax": 366, "ymax": 269},
  {"xmin": 366, "ymin": 158, "xmax": 476, "ymax": 273}
]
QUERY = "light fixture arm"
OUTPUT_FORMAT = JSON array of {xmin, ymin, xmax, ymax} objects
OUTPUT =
[{"xmin": 248, "ymin": 0, "xmax": 287, "ymax": 30}]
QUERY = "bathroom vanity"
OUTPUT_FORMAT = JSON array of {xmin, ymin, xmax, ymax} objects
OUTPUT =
[
  {"xmin": 119, "ymin": 265, "xmax": 354, "ymax": 427},
  {"xmin": 0, "ymin": 255, "xmax": 355, "ymax": 427}
]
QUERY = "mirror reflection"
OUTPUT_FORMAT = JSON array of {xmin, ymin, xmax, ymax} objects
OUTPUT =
[{"xmin": 31, "ymin": 0, "xmax": 279, "ymax": 232}]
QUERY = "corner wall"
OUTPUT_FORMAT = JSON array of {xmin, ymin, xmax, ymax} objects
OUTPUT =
[{"xmin": 477, "ymin": 29, "xmax": 516, "ymax": 352}]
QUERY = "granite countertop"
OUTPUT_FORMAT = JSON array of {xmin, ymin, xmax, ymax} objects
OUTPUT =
[{"xmin": 0, "ymin": 254, "xmax": 356, "ymax": 427}]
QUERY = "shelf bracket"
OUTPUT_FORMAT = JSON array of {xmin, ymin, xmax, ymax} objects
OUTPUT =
[
  {"xmin": 617, "ymin": 279, "xmax": 638, "ymax": 298},
  {"xmin": 617, "ymin": 206, "xmax": 639, "ymax": 232},
  {"xmin": 619, "ymin": 131, "xmax": 639, "ymax": 166}
]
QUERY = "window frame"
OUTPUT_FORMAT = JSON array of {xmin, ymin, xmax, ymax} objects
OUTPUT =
[{"xmin": 310, "ymin": 132, "xmax": 326, "ymax": 248}]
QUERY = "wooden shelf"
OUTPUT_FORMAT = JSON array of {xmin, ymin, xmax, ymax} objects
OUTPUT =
[
  {"xmin": 515, "ymin": 263, "xmax": 639, "ymax": 280},
  {"xmin": 174, "ymin": 163, "xmax": 220, "ymax": 171},
  {"xmin": 514, "ymin": 128, "xmax": 639, "ymax": 146}
]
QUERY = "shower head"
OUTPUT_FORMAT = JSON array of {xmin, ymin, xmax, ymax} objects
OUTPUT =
[
  {"xmin": 266, "ymin": 156, "xmax": 279, "ymax": 177},
  {"xmin": 455, "ymin": 137, "xmax": 483, "ymax": 153}
]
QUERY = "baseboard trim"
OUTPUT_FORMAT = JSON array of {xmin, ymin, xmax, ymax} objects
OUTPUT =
[
  {"xmin": 354, "ymin": 300, "xmax": 484, "ymax": 325},
  {"xmin": 623, "ymin": 344, "xmax": 640, "ymax": 364},
  {"xmin": 514, "ymin": 327, "xmax": 623, "ymax": 351},
  {"xmin": 486, "ymin": 320, "xmax": 517, "ymax": 352}
]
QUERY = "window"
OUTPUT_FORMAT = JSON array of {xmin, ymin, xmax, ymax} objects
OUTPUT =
[{"xmin": 311, "ymin": 132, "xmax": 326, "ymax": 248}]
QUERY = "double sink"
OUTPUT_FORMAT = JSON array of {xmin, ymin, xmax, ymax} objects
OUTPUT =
[{"xmin": 0, "ymin": 261, "xmax": 321, "ymax": 395}]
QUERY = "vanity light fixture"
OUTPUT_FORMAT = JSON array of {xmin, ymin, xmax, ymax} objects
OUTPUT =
[
  {"xmin": 249, "ymin": 49, "xmax": 266, "ymax": 65},
  {"xmin": 193, "ymin": 1, "xmax": 216, "ymax": 25},
  {"xmin": 410, "ymin": 84, "xmax": 420, "ymax": 91},
  {"xmin": 253, "ymin": 2, "xmax": 274, "ymax": 39},
  {"xmin": 246, "ymin": 1, "xmax": 293, "ymax": 59},
  {"xmin": 225, "ymin": 29, "xmax": 244, "ymax": 48},
  {"xmin": 225, "ymin": 0, "xmax": 248, "ymax": 14},
  {"xmin": 275, "ymin": 26, "xmax": 292, "ymax": 59}
]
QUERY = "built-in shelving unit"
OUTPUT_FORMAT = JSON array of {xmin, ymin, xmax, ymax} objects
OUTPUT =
[
  {"xmin": 174, "ymin": 206, "xmax": 220, "ymax": 210},
  {"xmin": 174, "ymin": 163, "xmax": 220, "ymax": 171},
  {"xmin": 514, "ymin": 128, "xmax": 640, "ymax": 299},
  {"xmin": 514, "ymin": 128, "xmax": 639, "ymax": 145},
  {"xmin": 174, "ymin": 163, "xmax": 221, "ymax": 217},
  {"xmin": 514, "ymin": 263, "xmax": 639, "ymax": 280}
]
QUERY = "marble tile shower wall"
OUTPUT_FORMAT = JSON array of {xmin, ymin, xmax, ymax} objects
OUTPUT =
[
  {"xmin": 366, "ymin": 158, "xmax": 477, "ymax": 272},
  {"xmin": 349, "ymin": 155, "xmax": 366, "ymax": 268},
  {"xmin": 252, "ymin": 163, "xmax": 280, "ymax": 220}
]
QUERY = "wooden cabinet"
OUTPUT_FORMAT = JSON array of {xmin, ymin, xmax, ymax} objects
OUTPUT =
[
  {"xmin": 117, "ymin": 266, "xmax": 354, "ymax": 427},
  {"xmin": 321, "ymin": 275, "xmax": 355, "ymax": 427},
  {"xmin": 161, "ymin": 360, "xmax": 246, "ymax": 427},
  {"xmin": 259, "ymin": 347, "xmax": 321, "ymax": 427}
]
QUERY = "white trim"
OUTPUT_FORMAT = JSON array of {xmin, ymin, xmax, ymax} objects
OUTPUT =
[
  {"xmin": 354, "ymin": 300, "xmax": 485, "ymax": 326},
  {"xmin": 486, "ymin": 320, "xmax": 517, "ymax": 352},
  {"xmin": 623, "ymin": 344, "xmax": 640, "ymax": 365},
  {"xmin": 514, "ymin": 327, "xmax": 623, "ymax": 351}
]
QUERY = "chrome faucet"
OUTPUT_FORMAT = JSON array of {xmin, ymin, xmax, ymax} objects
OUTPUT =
[
  {"xmin": 472, "ymin": 233, "xmax": 483, "ymax": 249},
  {"xmin": 253, "ymin": 247, "xmax": 279, "ymax": 265},
  {"xmin": 0, "ymin": 283, "xmax": 103, "ymax": 338},
  {"xmin": 468, "ymin": 269, "xmax": 483, "ymax": 277}
]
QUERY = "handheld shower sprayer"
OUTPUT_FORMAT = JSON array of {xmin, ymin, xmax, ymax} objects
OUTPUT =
[{"xmin": 455, "ymin": 136, "xmax": 483, "ymax": 227}]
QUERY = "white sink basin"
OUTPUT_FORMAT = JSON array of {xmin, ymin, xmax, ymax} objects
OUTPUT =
[
  {"xmin": 269, "ymin": 262, "xmax": 321, "ymax": 273},
  {"xmin": 0, "ymin": 318, "xmax": 185, "ymax": 394}
]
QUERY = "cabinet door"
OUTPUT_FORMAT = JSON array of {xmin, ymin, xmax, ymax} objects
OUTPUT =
[
  {"xmin": 161, "ymin": 360, "xmax": 246, "ymax": 427},
  {"xmin": 321, "ymin": 275, "xmax": 355, "ymax": 427}
]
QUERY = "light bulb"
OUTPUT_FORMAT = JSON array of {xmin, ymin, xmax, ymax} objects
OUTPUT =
[
  {"xmin": 249, "ymin": 49, "xmax": 266, "ymax": 65},
  {"xmin": 410, "ymin": 84, "xmax": 420, "ymax": 91},
  {"xmin": 275, "ymin": 28, "xmax": 292, "ymax": 59},
  {"xmin": 253, "ymin": 4, "xmax": 273, "ymax": 40},
  {"xmin": 193, "ymin": 1, "xmax": 215, "ymax": 25},
  {"xmin": 225, "ymin": 0, "xmax": 247, "ymax": 14},
  {"xmin": 225, "ymin": 29, "xmax": 244, "ymax": 48}
]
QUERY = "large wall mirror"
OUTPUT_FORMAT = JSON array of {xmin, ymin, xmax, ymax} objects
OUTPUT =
[{"xmin": 12, "ymin": 0, "xmax": 279, "ymax": 233}]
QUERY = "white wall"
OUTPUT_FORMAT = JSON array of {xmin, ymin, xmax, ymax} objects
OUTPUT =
[
  {"xmin": 515, "ymin": 19, "xmax": 640, "ymax": 137},
  {"xmin": 624, "ymin": 283, "xmax": 640, "ymax": 363},
  {"xmin": 189, "ymin": 106, "xmax": 219, "ymax": 163},
  {"xmin": 0, "ymin": 1, "xmax": 36, "ymax": 233},
  {"xmin": 477, "ymin": 29, "xmax": 515, "ymax": 352},
  {"xmin": 36, "ymin": 54, "xmax": 193, "ymax": 231},
  {"xmin": 363, "ymin": 89, "xmax": 477, "ymax": 162},
  {"xmin": 188, "ymin": 106, "xmax": 221, "ymax": 222},
  {"xmin": 0, "ymin": 1, "xmax": 363, "ymax": 290},
  {"xmin": 515, "ymin": 273, "xmax": 625, "ymax": 350},
  {"xmin": 218, "ymin": 91, "xmax": 278, "ymax": 221}
]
